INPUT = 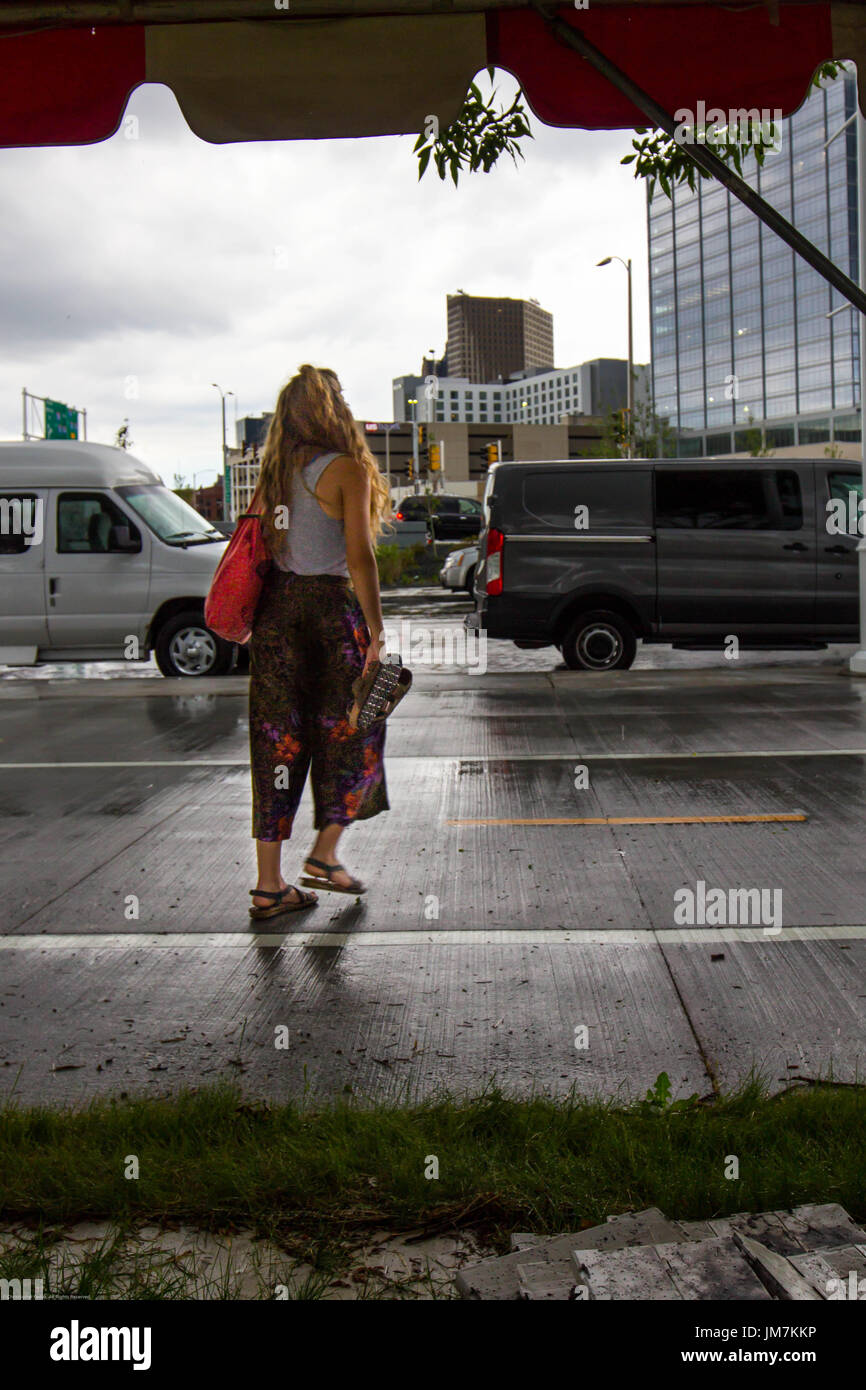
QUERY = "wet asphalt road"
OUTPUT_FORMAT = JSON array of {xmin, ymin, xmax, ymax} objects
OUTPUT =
[{"xmin": 0, "ymin": 588, "xmax": 864, "ymax": 1107}]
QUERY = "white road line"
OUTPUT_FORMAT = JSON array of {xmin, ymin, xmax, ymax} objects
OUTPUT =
[
  {"xmin": 1, "ymin": 749, "xmax": 866, "ymax": 769},
  {"xmin": 0, "ymin": 926, "xmax": 864, "ymax": 950}
]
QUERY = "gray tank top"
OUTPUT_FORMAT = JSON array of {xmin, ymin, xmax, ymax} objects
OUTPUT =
[{"xmin": 275, "ymin": 451, "xmax": 349, "ymax": 577}]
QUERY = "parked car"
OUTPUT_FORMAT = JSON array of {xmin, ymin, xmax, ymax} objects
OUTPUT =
[
  {"xmin": 394, "ymin": 493, "xmax": 483, "ymax": 541},
  {"xmin": 439, "ymin": 544, "xmax": 478, "ymax": 594},
  {"xmin": 468, "ymin": 457, "xmax": 862, "ymax": 670},
  {"xmin": 0, "ymin": 440, "xmax": 235, "ymax": 678}
]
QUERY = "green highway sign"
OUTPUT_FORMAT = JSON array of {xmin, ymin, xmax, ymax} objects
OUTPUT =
[{"xmin": 45, "ymin": 399, "xmax": 78, "ymax": 439}]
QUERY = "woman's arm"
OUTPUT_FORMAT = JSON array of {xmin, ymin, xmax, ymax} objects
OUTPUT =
[{"xmin": 338, "ymin": 457, "xmax": 385, "ymax": 671}]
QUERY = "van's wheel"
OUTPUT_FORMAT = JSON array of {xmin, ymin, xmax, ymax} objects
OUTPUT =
[
  {"xmin": 561, "ymin": 610, "xmax": 637, "ymax": 671},
  {"xmin": 464, "ymin": 565, "xmax": 476, "ymax": 595},
  {"xmin": 154, "ymin": 611, "xmax": 236, "ymax": 678}
]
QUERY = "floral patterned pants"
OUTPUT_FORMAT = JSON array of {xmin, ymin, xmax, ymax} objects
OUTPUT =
[{"xmin": 249, "ymin": 569, "xmax": 389, "ymax": 842}]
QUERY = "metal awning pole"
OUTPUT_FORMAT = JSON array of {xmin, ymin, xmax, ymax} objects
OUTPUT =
[
  {"xmin": 850, "ymin": 99, "xmax": 866, "ymax": 674},
  {"xmin": 532, "ymin": 2, "xmax": 866, "ymax": 316}
]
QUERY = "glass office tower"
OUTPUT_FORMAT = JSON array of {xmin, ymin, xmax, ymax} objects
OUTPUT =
[{"xmin": 648, "ymin": 70, "xmax": 860, "ymax": 456}]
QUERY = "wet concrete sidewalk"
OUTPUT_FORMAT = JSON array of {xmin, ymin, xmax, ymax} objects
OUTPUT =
[{"xmin": 0, "ymin": 661, "xmax": 865, "ymax": 1107}]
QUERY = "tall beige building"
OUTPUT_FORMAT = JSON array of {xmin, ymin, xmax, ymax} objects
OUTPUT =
[{"xmin": 445, "ymin": 293, "xmax": 554, "ymax": 384}]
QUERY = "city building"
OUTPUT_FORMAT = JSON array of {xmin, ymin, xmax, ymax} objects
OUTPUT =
[
  {"xmin": 225, "ymin": 444, "xmax": 260, "ymax": 520},
  {"xmin": 236, "ymin": 413, "xmax": 273, "ymax": 450},
  {"xmin": 393, "ymin": 358, "xmax": 641, "ymax": 427},
  {"xmin": 444, "ymin": 292, "xmax": 554, "ymax": 382},
  {"xmin": 192, "ymin": 478, "xmax": 224, "ymax": 523},
  {"xmin": 649, "ymin": 67, "xmax": 860, "ymax": 457}
]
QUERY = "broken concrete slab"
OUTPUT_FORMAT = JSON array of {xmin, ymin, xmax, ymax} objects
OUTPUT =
[
  {"xmin": 688, "ymin": 1203, "xmax": 866, "ymax": 1258},
  {"xmin": 517, "ymin": 1260, "xmax": 581, "ymax": 1301},
  {"xmin": 789, "ymin": 1244, "xmax": 866, "ymax": 1300},
  {"xmin": 575, "ymin": 1237, "xmax": 773, "ymax": 1301},
  {"xmin": 732, "ymin": 1233, "xmax": 822, "ymax": 1301},
  {"xmin": 458, "ymin": 1203, "xmax": 866, "ymax": 1300},
  {"xmin": 456, "ymin": 1208, "xmax": 684, "ymax": 1300}
]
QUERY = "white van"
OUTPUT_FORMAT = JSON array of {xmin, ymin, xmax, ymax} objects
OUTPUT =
[{"xmin": 0, "ymin": 440, "xmax": 236, "ymax": 677}]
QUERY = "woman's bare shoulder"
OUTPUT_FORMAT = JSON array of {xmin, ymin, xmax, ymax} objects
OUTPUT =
[{"xmin": 330, "ymin": 454, "xmax": 368, "ymax": 485}]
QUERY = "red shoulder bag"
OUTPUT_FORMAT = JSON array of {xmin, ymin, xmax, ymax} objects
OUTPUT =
[{"xmin": 204, "ymin": 509, "xmax": 272, "ymax": 645}]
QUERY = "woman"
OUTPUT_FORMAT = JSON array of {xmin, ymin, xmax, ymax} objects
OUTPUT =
[{"xmin": 247, "ymin": 364, "xmax": 391, "ymax": 919}]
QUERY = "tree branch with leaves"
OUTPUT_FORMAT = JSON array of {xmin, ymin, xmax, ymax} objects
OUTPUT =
[
  {"xmin": 414, "ymin": 61, "xmax": 844, "ymax": 200},
  {"xmin": 415, "ymin": 73, "xmax": 533, "ymax": 185}
]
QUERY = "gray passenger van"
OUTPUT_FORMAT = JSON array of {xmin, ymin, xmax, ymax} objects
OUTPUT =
[
  {"xmin": 0, "ymin": 440, "xmax": 234, "ymax": 677},
  {"xmin": 468, "ymin": 457, "xmax": 863, "ymax": 669}
]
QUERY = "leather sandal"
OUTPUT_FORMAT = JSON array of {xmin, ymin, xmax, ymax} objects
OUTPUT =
[
  {"xmin": 299, "ymin": 856, "xmax": 366, "ymax": 896},
  {"xmin": 248, "ymin": 885, "xmax": 318, "ymax": 920}
]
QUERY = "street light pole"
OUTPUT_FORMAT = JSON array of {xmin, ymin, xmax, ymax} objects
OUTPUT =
[
  {"xmin": 211, "ymin": 382, "xmax": 234, "ymax": 517},
  {"xmin": 384, "ymin": 422, "xmax": 399, "ymax": 498},
  {"xmin": 597, "ymin": 255, "xmax": 634, "ymax": 457},
  {"xmin": 408, "ymin": 397, "xmax": 420, "ymax": 495}
]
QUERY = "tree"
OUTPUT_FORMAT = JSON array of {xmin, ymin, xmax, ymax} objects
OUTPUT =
[
  {"xmin": 114, "ymin": 419, "xmax": 133, "ymax": 450},
  {"xmin": 742, "ymin": 427, "xmax": 774, "ymax": 458},
  {"xmin": 588, "ymin": 397, "xmax": 677, "ymax": 459}
]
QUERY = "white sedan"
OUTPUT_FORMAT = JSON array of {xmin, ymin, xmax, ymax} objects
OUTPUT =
[{"xmin": 439, "ymin": 544, "xmax": 478, "ymax": 594}]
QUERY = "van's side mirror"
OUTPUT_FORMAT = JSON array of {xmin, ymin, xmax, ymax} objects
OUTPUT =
[{"xmin": 110, "ymin": 524, "xmax": 140, "ymax": 552}]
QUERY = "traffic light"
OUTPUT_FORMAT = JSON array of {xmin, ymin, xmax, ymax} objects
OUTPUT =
[
  {"xmin": 429, "ymin": 443, "xmax": 441, "ymax": 471},
  {"xmin": 418, "ymin": 424, "xmax": 425, "ymax": 448},
  {"xmin": 486, "ymin": 442, "xmax": 499, "ymax": 465}
]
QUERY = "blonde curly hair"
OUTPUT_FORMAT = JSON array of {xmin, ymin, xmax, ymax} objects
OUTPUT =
[{"xmin": 256, "ymin": 364, "xmax": 391, "ymax": 554}]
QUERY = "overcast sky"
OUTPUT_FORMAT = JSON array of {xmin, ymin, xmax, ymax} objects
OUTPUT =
[{"xmin": 0, "ymin": 72, "xmax": 650, "ymax": 488}]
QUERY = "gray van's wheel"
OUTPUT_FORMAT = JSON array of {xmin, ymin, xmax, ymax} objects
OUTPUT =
[
  {"xmin": 561, "ymin": 610, "xmax": 637, "ymax": 671},
  {"xmin": 154, "ymin": 611, "xmax": 236, "ymax": 678},
  {"xmin": 464, "ymin": 565, "xmax": 476, "ymax": 595}
]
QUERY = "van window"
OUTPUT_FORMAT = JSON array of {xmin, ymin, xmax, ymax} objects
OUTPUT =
[
  {"xmin": 828, "ymin": 471, "xmax": 862, "ymax": 506},
  {"xmin": 0, "ymin": 493, "xmax": 42, "ymax": 554},
  {"xmin": 521, "ymin": 469, "xmax": 652, "ymax": 530},
  {"xmin": 115, "ymin": 484, "xmax": 222, "ymax": 545},
  {"xmin": 827, "ymin": 471, "xmax": 863, "ymax": 536},
  {"xmin": 656, "ymin": 470, "xmax": 803, "ymax": 530},
  {"xmin": 57, "ymin": 493, "xmax": 142, "ymax": 553}
]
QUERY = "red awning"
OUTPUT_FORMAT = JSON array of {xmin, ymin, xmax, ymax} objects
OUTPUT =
[{"xmin": 0, "ymin": 2, "xmax": 863, "ymax": 149}]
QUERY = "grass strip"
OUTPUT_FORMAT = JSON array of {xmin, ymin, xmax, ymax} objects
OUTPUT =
[{"xmin": 1, "ymin": 1076, "xmax": 865, "ymax": 1242}]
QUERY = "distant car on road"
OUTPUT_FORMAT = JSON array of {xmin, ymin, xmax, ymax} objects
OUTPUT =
[
  {"xmin": 439, "ymin": 543, "xmax": 478, "ymax": 594},
  {"xmin": 394, "ymin": 493, "xmax": 482, "ymax": 542}
]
